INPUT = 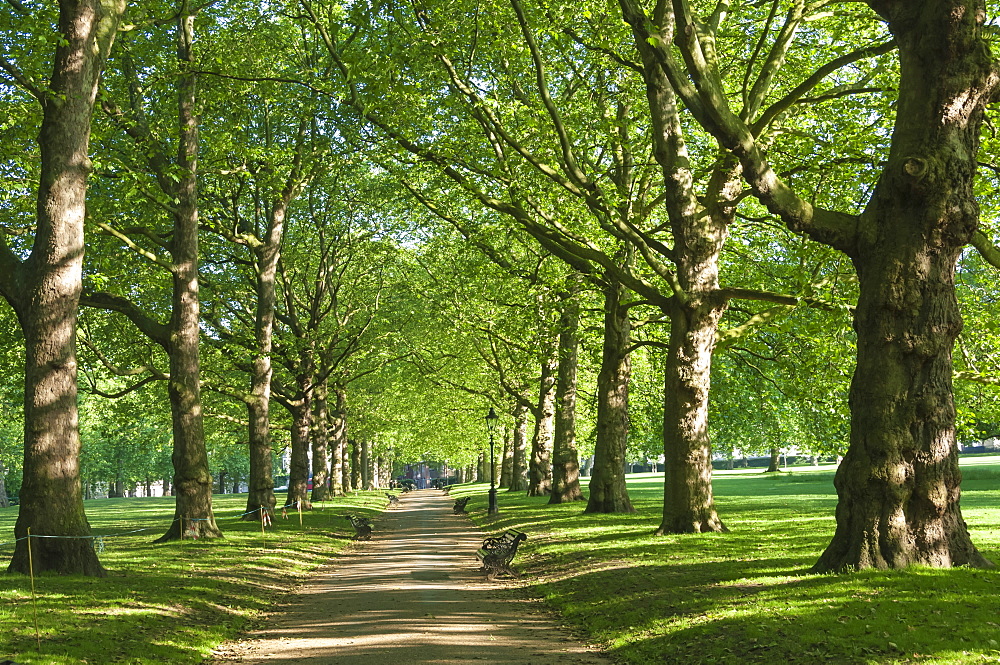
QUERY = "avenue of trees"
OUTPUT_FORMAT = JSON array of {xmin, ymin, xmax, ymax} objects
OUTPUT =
[{"xmin": 3, "ymin": 0, "xmax": 1000, "ymax": 576}]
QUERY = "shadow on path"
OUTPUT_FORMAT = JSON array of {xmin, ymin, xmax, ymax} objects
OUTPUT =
[{"xmin": 209, "ymin": 489, "xmax": 610, "ymax": 664}]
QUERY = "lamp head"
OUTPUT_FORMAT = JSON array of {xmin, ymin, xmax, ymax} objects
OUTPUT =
[{"xmin": 485, "ymin": 406, "xmax": 499, "ymax": 435}]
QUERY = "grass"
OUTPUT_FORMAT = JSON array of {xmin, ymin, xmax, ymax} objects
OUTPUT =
[
  {"xmin": 1, "ymin": 459, "xmax": 998, "ymax": 664},
  {"xmin": 0, "ymin": 492, "xmax": 386, "ymax": 664},
  {"xmin": 458, "ymin": 459, "xmax": 1000, "ymax": 665}
]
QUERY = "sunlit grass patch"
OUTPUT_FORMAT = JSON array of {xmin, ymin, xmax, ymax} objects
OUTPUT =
[
  {"xmin": 463, "ymin": 460, "xmax": 1000, "ymax": 664},
  {"xmin": 0, "ymin": 491, "xmax": 386, "ymax": 664}
]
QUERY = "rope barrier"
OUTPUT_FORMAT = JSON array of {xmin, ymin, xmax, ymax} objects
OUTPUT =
[{"xmin": 0, "ymin": 499, "xmax": 336, "ymax": 548}]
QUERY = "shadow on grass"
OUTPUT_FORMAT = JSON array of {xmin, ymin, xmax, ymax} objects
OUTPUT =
[{"xmin": 528, "ymin": 557, "xmax": 1000, "ymax": 665}]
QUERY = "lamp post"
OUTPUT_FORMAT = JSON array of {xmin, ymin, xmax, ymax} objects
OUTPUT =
[{"xmin": 486, "ymin": 407, "xmax": 499, "ymax": 515}]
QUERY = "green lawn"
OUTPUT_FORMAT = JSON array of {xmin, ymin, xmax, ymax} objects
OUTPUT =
[
  {"xmin": 1, "ymin": 459, "xmax": 998, "ymax": 664},
  {"xmin": 0, "ymin": 492, "xmax": 387, "ymax": 664},
  {"xmin": 459, "ymin": 459, "xmax": 1000, "ymax": 665}
]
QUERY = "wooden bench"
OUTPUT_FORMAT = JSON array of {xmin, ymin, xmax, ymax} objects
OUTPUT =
[
  {"xmin": 344, "ymin": 514, "xmax": 372, "ymax": 540},
  {"xmin": 386, "ymin": 493, "xmax": 400, "ymax": 508},
  {"xmin": 453, "ymin": 496, "xmax": 470, "ymax": 514},
  {"xmin": 476, "ymin": 529, "xmax": 527, "ymax": 580}
]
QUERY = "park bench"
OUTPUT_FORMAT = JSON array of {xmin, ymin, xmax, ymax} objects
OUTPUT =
[
  {"xmin": 476, "ymin": 529, "xmax": 527, "ymax": 580},
  {"xmin": 386, "ymin": 493, "xmax": 400, "ymax": 508},
  {"xmin": 453, "ymin": 496, "xmax": 470, "ymax": 514},
  {"xmin": 344, "ymin": 514, "xmax": 372, "ymax": 540}
]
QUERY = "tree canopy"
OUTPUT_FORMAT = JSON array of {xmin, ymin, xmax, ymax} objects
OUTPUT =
[{"xmin": 3, "ymin": 0, "xmax": 1000, "ymax": 574}]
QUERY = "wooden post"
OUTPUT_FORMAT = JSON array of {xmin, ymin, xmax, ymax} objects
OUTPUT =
[{"xmin": 27, "ymin": 528, "xmax": 40, "ymax": 649}]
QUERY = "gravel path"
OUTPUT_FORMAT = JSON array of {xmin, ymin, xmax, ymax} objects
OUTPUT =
[{"xmin": 209, "ymin": 489, "xmax": 611, "ymax": 664}]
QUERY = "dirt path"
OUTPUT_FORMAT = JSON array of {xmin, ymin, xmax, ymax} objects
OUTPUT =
[{"xmin": 208, "ymin": 489, "xmax": 611, "ymax": 664}]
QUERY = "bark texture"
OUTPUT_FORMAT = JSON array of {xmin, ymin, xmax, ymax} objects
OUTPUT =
[
  {"xmin": 3, "ymin": 0, "xmax": 124, "ymax": 576},
  {"xmin": 330, "ymin": 387, "xmax": 347, "ymax": 496},
  {"xmin": 242, "ymin": 180, "xmax": 290, "ymax": 520},
  {"xmin": 528, "ymin": 337, "xmax": 557, "ymax": 496},
  {"xmin": 587, "ymin": 275, "xmax": 636, "ymax": 513},
  {"xmin": 311, "ymin": 383, "xmax": 331, "ymax": 501},
  {"xmin": 507, "ymin": 403, "xmax": 529, "ymax": 492},
  {"xmin": 812, "ymin": 0, "xmax": 995, "ymax": 571},
  {"xmin": 549, "ymin": 284, "xmax": 585, "ymax": 504},
  {"xmin": 156, "ymin": 8, "xmax": 220, "ymax": 542},
  {"xmin": 660, "ymin": 298, "xmax": 728, "ymax": 534},
  {"xmin": 283, "ymin": 391, "xmax": 313, "ymax": 511}
]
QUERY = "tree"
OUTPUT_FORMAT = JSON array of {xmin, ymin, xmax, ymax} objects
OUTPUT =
[
  {"xmin": 619, "ymin": 0, "xmax": 996, "ymax": 569},
  {"xmin": 83, "ymin": 2, "xmax": 223, "ymax": 541},
  {"xmin": 0, "ymin": 0, "xmax": 125, "ymax": 575}
]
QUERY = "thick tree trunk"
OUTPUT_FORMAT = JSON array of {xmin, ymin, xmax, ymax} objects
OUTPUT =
[
  {"xmin": 765, "ymin": 448, "xmax": 781, "ymax": 473},
  {"xmin": 311, "ymin": 383, "xmax": 330, "ymax": 502},
  {"xmin": 284, "ymin": 395, "xmax": 313, "ymax": 511},
  {"xmin": 156, "ymin": 12, "xmax": 220, "ymax": 542},
  {"xmin": 244, "ymin": 393, "xmax": 275, "ymax": 520},
  {"xmin": 811, "ymin": 1, "xmax": 994, "ymax": 572},
  {"xmin": 587, "ymin": 275, "xmax": 635, "ymax": 513},
  {"xmin": 528, "ymin": 339, "xmax": 557, "ymax": 496},
  {"xmin": 242, "ymin": 182, "xmax": 288, "ymax": 521},
  {"xmin": 550, "ymin": 284, "xmax": 585, "ymax": 504},
  {"xmin": 2, "ymin": 0, "xmax": 124, "ymax": 578},
  {"xmin": 507, "ymin": 404, "xmax": 529, "ymax": 492},
  {"xmin": 659, "ymin": 298, "xmax": 728, "ymax": 534}
]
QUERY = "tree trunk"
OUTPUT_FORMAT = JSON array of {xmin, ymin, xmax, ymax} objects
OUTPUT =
[
  {"xmin": 350, "ymin": 439, "xmax": 361, "ymax": 491},
  {"xmin": 361, "ymin": 438, "xmax": 372, "ymax": 490},
  {"xmin": 311, "ymin": 383, "xmax": 330, "ymax": 502},
  {"xmin": 284, "ymin": 395, "xmax": 313, "ymax": 511},
  {"xmin": 528, "ymin": 338, "xmax": 557, "ymax": 496},
  {"xmin": 330, "ymin": 387, "xmax": 346, "ymax": 496},
  {"xmin": 550, "ymin": 282, "xmax": 585, "ymax": 504},
  {"xmin": 587, "ymin": 274, "xmax": 636, "ymax": 513},
  {"xmin": 809, "ymin": 1, "xmax": 994, "ymax": 572},
  {"xmin": 156, "ymin": 9, "xmax": 220, "ymax": 543},
  {"xmin": 244, "ymin": 390, "xmax": 275, "ymax": 519},
  {"xmin": 342, "ymin": 437, "xmax": 353, "ymax": 492},
  {"xmin": 765, "ymin": 448, "xmax": 781, "ymax": 473},
  {"xmin": 499, "ymin": 427, "xmax": 512, "ymax": 489},
  {"xmin": 242, "ymin": 181, "xmax": 289, "ymax": 522},
  {"xmin": 508, "ymin": 404, "xmax": 529, "ymax": 492},
  {"xmin": 2, "ymin": 0, "xmax": 124, "ymax": 577},
  {"xmin": 659, "ymin": 298, "xmax": 728, "ymax": 534}
]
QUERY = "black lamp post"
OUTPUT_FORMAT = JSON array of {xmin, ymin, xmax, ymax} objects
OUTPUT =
[{"xmin": 486, "ymin": 406, "xmax": 499, "ymax": 515}]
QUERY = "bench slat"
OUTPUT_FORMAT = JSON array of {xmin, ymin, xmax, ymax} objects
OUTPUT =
[{"xmin": 475, "ymin": 529, "xmax": 527, "ymax": 580}]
